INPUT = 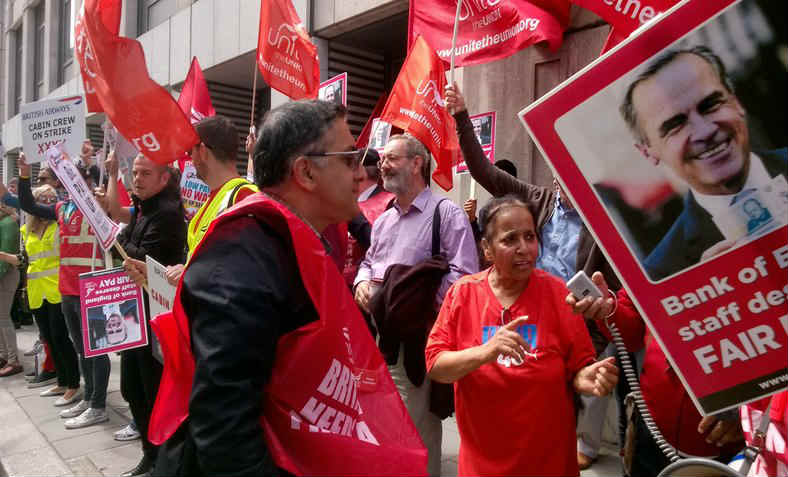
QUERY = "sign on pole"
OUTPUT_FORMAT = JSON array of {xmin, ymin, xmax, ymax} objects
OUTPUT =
[
  {"xmin": 518, "ymin": 0, "xmax": 786, "ymax": 415},
  {"xmin": 457, "ymin": 111, "xmax": 496, "ymax": 173},
  {"xmin": 20, "ymin": 96, "xmax": 85, "ymax": 164},
  {"xmin": 319, "ymin": 73, "xmax": 348, "ymax": 107},
  {"xmin": 180, "ymin": 161, "xmax": 210, "ymax": 220},
  {"xmin": 79, "ymin": 267, "xmax": 147, "ymax": 358},
  {"xmin": 46, "ymin": 145, "xmax": 120, "ymax": 250}
]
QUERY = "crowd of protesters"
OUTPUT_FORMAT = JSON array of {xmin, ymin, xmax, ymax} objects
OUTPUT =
[{"xmin": 0, "ymin": 83, "xmax": 784, "ymax": 477}]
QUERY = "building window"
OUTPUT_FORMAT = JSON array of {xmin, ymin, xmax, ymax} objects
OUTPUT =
[
  {"xmin": 138, "ymin": 0, "xmax": 177, "ymax": 35},
  {"xmin": 58, "ymin": 0, "xmax": 74, "ymax": 86},
  {"xmin": 13, "ymin": 27, "xmax": 23, "ymax": 115},
  {"xmin": 34, "ymin": 3, "xmax": 46, "ymax": 100}
]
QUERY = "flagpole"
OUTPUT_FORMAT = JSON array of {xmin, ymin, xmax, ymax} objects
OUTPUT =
[
  {"xmin": 449, "ymin": 0, "xmax": 462, "ymax": 84},
  {"xmin": 247, "ymin": 62, "xmax": 259, "ymax": 181},
  {"xmin": 250, "ymin": 63, "xmax": 259, "ymax": 129},
  {"xmin": 449, "ymin": 1, "xmax": 478, "ymax": 200}
]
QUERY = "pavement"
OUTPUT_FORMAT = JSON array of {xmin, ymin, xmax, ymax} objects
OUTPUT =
[{"xmin": 2, "ymin": 325, "xmax": 622, "ymax": 477}]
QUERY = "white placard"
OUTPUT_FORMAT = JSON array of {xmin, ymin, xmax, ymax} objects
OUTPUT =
[
  {"xmin": 46, "ymin": 145, "xmax": 120, "ymax": 250},
  {"xmin": 21, "ymin": 96, "xmax": 85, "ymax": 164},
  {"xmin": 145, "ymin": 256, "xmax": 176, "ymax": 320},
  {"xmin": 145, "ymin": 255, "xmax": 175, "ymax": 364}
]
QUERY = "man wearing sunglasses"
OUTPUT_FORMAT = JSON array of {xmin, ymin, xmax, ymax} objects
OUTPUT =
[{"xmin": 152, "ymin": 100, "xmax": 368, "ymax": 476}]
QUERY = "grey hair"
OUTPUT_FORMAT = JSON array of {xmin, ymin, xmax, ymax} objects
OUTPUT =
[
  {"xmin": 253, "ymin": 100, "xmax": 347, "ymax": 187},
  {"xmin": 620, "ymin": 46, "xmax": 734, "ymax": 144}
]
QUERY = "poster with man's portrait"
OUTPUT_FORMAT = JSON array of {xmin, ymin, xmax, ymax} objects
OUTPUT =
[
  {"xmin": 457, "ymin": 111, "xmax": 496, "ymax": 173},
  {"xmin": 80, "ymin": 267, "xmax": 147, "ymax": 357},
  {"xmin": 369, "ymin": 118, "xmax": 392, "ymax": 152},
  {"xmin": 319, "ymin": 73, "xmax": 347, "ymax": 107},
  {"xmin": 519, "ymin": 0, "xmax": 786, "ymax": 415}
]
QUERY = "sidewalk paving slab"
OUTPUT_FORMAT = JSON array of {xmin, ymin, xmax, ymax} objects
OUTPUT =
[{"xmin": 3, "ymin": 324, "xmax": 624, "ymax": 477}]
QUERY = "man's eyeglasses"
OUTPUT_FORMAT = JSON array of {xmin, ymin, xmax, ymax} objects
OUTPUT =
[
  {"xmin": 304, "ymin": 149, "xmax": 364, "ymax": 169},
  {"xmin": 378, "ymin": 153, "xmax": 410, "ymax": 168}
]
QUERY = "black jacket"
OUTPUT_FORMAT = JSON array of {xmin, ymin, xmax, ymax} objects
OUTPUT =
[
  {"xmin": 115, "ymin": 184, "xmax": 186, "ymax": 266},
  {"xmin": 154, "ymin": 214, "xmax": 318, "ymax": 477}
]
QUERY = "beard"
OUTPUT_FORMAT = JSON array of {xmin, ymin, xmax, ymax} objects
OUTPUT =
[{"xmin": 382, "ymin": 169, "xmax": 408, "ymax": 195}]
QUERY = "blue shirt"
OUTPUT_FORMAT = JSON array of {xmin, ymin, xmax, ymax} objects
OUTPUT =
[{"xmin": 535, "ymin": 192, "xmax": 582, "ymax": 282}]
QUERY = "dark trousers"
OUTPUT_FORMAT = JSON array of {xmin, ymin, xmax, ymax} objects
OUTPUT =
[
  {"xmin": 122, "ymin": 344, "xmax": 163, "ymax": 459},
  {"xmin": 61, "ymin": 295, "xmax": 110, "ymax": 409},
  {"xmin": 32, "ymin": 300, "xmax": 80, "ymax": 388}
]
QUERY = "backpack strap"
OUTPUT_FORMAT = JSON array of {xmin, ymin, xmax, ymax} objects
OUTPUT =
[{"xmin": 431, "ymin": 198, "xmax": 449, "ymax": 257}]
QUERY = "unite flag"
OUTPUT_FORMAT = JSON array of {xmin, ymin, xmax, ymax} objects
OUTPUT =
[
  {"xmin": 74, "ymin": 0, "xmax": 121, "ymax": 113},
  {"xmin": 408, "ymin": 0, "xmax": 569, "ymax": 68},
  {"xmin": 176, "ymin": 57, "xmax": 215, "ymax": 171},
  {"xmin": 177, "ymin": 57, "xmax": 216, "ymax": 126},
  {"xmin": 75, "ymin": 0, "xmax": 199, "ymax": 164},
  {"xmin": 379, "ymin": 36, "xmax": 461, "ymax": 191},
  {"xmin": 257, "ymin": 0, "xmax": 320, "ymax": 100}
]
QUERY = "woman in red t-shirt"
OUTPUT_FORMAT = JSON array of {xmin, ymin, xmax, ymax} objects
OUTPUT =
[{"xmin": 425, "ymin": 195, "xmax": 618, "ymax": 476}]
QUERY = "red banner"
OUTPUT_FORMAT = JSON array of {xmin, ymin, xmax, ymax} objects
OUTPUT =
[
  {"xmin": 573, "ymin": 0, "xmax": 674, "ymax": 36},
  {"xmin": 176, "ymin": 57, "xmax": 215, "ymax": 170},
  {"xmin": 257, "ymin": 0, "xmax": 320, "ymax": 100},
  {"xmin": 74, "ymin": 0, "xmax": 121, "ymax": 113},
  {"xmin": 571, "ymin": 0, "xmax": 679, "ymax": 53},
  {"xmin": 77, "ymin": 0, "xmax": 199, "ymax": 164},
  {"xmin": 379, "ymin": 36, "xmax": 461, "ymax": 191},
  {"xmin": 408, "ymin": 0, "xmax": 567, "ymax": 68}
]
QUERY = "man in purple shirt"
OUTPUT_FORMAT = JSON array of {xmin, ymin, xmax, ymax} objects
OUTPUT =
[{"xmin": 354, "ymin": 133, "xmax": 478, "ymax": 476}]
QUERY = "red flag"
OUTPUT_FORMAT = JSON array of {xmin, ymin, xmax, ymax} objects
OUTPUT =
[
  {"xmin": 408, "ymin": 0, "xmax": 568, "ymax": 68},
  {"xmin": 74, "ymin": 0, "xmax": 121, "ymax": 113},
  {"xmin": 76, "ymin": 0, "xmax": 199, "ymax": 165},
  {"xmin": 257, "ymin": 0, "xmax": 320, "ymax": 100},
  {"xmin": 177, "ymin": 57, "xmax": 216, "ymax": 124},
  {"xmin": 355, "ymin": 91, "xmax": 389, "ymax": 148},
  {"xmin": 176, "ymin": 57, "xmax": 216, "ymax": 170},
  {"xmin": 572, "ymin": 0, "xmax": 678, "ymax": 52},
  {"xmin": 379, "ymin": 36, "xmax": 460, "ymax": 191}
]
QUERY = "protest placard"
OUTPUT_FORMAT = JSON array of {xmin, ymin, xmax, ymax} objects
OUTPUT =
[
  {"xmin": 20, "ymin": 96, "xmax": 86, "ymax": 164},
  {"xmin": 457, "ymin": 111, "xmax": 496, "ymax": 173},
  {"xmin": 319, "ymin": 73, "xmax": 347, "ymax": 107},
  {"xmin": 368, "ymin": 118, "xmax": 392, "ymax": 153},
  {"xmin": 105, "ymin": 124, "xmax": 139, "ymax": 191},
  {"xmin": 46, "ymin": 146, "xmax": 120, "ymax": 250},
  {"xmin": 518, "ymin": 0, "xmax": 786, "ymax": 415},
  {"xmin": 80, "ymin": 267, "xmax": 147, "ymax": 358},
  {"xmin": 146, "ymin": 256, "xmax": 175, "ymax": 364},
  {"xmin": 180, "ymin": 161, "xmax": 210, "ymax": 220}
]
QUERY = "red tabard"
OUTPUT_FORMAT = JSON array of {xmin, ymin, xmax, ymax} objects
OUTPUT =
[
  {"xmin": 148, "ymin": 194, "xmax": 427, "ymax": 476},
  {"xmin": 56, "ymin": 202, "xmax": 105, "ymax": 296}
]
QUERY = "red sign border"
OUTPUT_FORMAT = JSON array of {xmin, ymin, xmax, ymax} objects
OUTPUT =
[{"xmin": 518, "ymin": 0, "xmax": 787, "ymax": 415}]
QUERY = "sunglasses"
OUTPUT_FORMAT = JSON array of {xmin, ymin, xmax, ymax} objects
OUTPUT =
[{"xmin": 303, "ymin": 149, "xmax": 364, "ymax": 169}]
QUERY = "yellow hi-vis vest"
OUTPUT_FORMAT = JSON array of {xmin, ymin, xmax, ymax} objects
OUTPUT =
[
  {"xmin": 186, "ymin": 177, "xmax": 257, "ymax": 260},
  {"xmin": 21, "ymin": 222, "xmax": 62, "ymax": 308}
]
